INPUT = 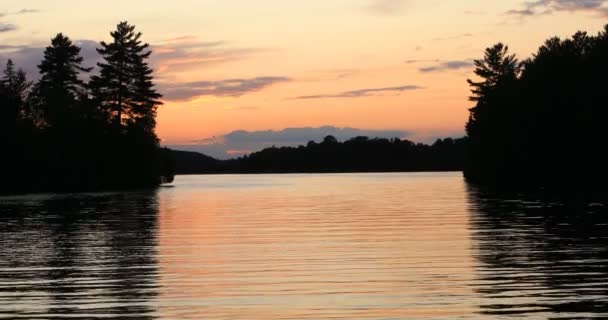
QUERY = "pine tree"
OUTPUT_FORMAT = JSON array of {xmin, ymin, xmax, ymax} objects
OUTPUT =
[
  {"xmin": 90, "ymin": 21, "xmax": 162, "ymax": 136},
  {"xmin": 464, "ymin": 43, "xmax": 521, "ymax": 183},
  {"xmin": 466, "ymin": 43, "xmax": 520, "ymax": 137},
  {"xmin": 33, "ymin": 33, "xmax": 92, "ymax": 127},
  {"xmin": 467, "ymin": 43, "xmax": 519, "ymax": 103},
  {"xmin": 0, "ymin": 59, "xmax": 31, "ymax": 126}
]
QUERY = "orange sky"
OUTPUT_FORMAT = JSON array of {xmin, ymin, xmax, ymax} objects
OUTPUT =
[{"xmin": 1, "ymin": 0, "xmax": 607, "ymax": 156}]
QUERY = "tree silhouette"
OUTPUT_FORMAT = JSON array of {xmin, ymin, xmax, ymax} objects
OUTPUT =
[
  {"xmin": 90, "ymin": 21, "xmax": 162, "ymax": 135},
  {"xmin": 0, "ymin": 23, "xmax": 172, "ymax": 194},
  {"xmin": 464, "ymin": 43, "xmax": 521, "ymax": 184},
  {"xmin": 32, "ymin": 33, "xmax": 92, "ymax": 128},
  {"xmin": 0, "ymin": 60, "xmax": 34, "ymax": 192},
  {"xmin": 467, "ymin": 43, "xmax": 520, "ymax": 103},
  {"xmin": 465, "ymin": 25, "xmax": 608, "ymax": 199},
  {"xmin": 0, "ymin": 59, "xmax": 31, "ymax": 129}
]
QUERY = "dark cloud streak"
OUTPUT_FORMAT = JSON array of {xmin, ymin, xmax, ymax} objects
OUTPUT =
[
  {"xmin": 507, "ymin": 0, "xmax": 608, "ymax": 17},
  {"xmin": 419, "ymin": 60, "xmax": 474, "ymax": 73},
  {"xmin": 0, "ymin": 23, "xmax": 17, "ymax": 33},
  {"xmin": 293, "ymin": 85, "xmax": 422, "ymax": 100},
  {"xmin": 432, "ymin": 33, "xmax": 474, "ymax": 41},
  {"xmin": 150, "ymin": 37, "xmax": 262, "ymax": 78},
  {"xmin": 14, "ymin": 9, "xmax": 39, "ymax": 15},
  {"xmin": 161, "ymin": 77, "xmax": 291, "ymax": 101}
]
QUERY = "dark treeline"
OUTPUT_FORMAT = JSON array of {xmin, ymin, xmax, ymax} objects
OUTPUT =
[
  {"xmin": 172, "ymin": 136, "xmax": 466, "ymax": 174},
  {"xmin": 465, "ymin": 25, "xmax": 608, "ymax": 197},
  {"xmin": 0, "ymin": 22, "xmax": 173, "ymax": 194}
]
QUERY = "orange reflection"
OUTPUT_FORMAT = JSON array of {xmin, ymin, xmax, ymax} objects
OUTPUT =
[{"xmin": 156, "ymin": 174, "xmax": 476, "ymax": 319}]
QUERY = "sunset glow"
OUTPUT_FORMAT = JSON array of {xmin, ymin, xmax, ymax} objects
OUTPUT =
[{"xmin": 1, "ymin": 0, "xmax": 606, "ymax": 157}]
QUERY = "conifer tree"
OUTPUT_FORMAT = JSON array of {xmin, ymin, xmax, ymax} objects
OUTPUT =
[
  {"xmin": 0, "ymin": 60, "xmax": 31, "ymax": 127},
  {"xmin": 90, "ymin": 21, "xmax": 162, "ymax": 136},
  {"xmin": 464, "ymin": 43, "xmax": 520, "ymax": 183},
  {"xmin": 33, "ymin": 33, "xmax": 92, "ymax": 127}
]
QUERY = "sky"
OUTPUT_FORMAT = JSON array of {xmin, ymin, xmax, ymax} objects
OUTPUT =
[{"xmin": 1, "ymin": 0, "xmax": 607, "ymax": 158}]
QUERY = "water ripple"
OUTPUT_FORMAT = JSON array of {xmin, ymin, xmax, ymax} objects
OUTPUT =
[{"xmin": 0, "ymin": 173, "xmax": 606, "ymax": 319}]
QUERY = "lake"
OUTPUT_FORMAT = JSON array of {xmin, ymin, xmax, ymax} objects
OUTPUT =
[{"xmin": 1, "ymin": 172, "xmax": 607, "ymax": 319}]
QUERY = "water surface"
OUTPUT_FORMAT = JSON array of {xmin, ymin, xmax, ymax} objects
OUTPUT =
[{"xmin": 0, "ymin": 173, "xmax": 606, "ymax": 319}]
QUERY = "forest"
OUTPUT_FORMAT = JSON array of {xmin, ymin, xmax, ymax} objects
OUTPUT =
[
  {"xmin": 171, "ymin": 136, "xmax": 466, "ymax": 174},
  {"xmin": 0, "ymin": 22, "xmax": 173, "ymax": 194},
  {"xmin": 465, "ymin": 25, "xmax": 608, "ymax": 197},
  {"xmin": 2, "ymin": 22, "xmax": 607, "ymax": 195}
]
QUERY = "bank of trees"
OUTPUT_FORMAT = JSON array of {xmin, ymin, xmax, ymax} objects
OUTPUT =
[
  {"xmin": 0, "ymin": 22, "xmax": 172, "ymax": 193},
  {"xmin": 465, "ymin": 25, "xmax": 608, "ymax": 196},
  {"xmin": 171, "ymin": 136, "xmax": 466, "ymax": 174},
  {"xmin": 238, "ymin": 136, "xmax": 466, "ymax": 173}
]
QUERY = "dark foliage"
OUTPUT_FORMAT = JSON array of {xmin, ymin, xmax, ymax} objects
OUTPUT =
[
  {"xmin": 170, "ymin": 136, "xmax": 466, "ymax": 174},
  {"xmin": 0, "ymin": 22, "xmax": 172, "ymax": 194},
  {"xmin": 90, "ymin": 21, "xmax": 161, "ymax": 134},
  {"xmin": 171, "ymin": 150, "xmax": 221, "ymax": 174},
  {"xmin": 465, "ymin": 25, "xmax": 608, "ymax": 198}
]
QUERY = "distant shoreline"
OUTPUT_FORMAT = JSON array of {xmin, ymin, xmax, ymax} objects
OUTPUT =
[{"xmin": 173, "ymin": 170, "xmax": 463, "ymax": 176}]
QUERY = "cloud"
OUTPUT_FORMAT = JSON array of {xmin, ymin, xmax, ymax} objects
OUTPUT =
[
  {"xmin": 0, "ymin": 34, "xmax": 281, "ymax": 102},
  {"xmin": 150, "ymin": 37, "xmax": 261, "ymax": 78},
  {"xmin": 0, "ymin": 35, "xmax": 274, "ymax": 101},
  {"xmin": 505, "ymin": 8, "xmax": 536, "ymax": 16},
  {"xmin": 0, "ymin": 8, "xmax": 39, "ymax": 18},
  {"xmin": 432, "ymin": 33, "xmax": 474, "ymax": 41},
  {"xmin": 292, "ymin": 85, "xmax": 422, "ymax": 100},
  {"xmin": 0, "ymin": 35, "xmax": 257, "ymax": 79},
  {"xmin": 0, "ymin": 23, "xmax": 16, "ymax": 33},
  {"xmin": 507, "ymin": 0, "xmax": 608, "ymax": 17},
  {"xmin": 14, "ymin": 9, "xmax": 39, "ymax": 15},
  {"xmin": 0, "ymin": 40, "xmax": 100, "ymax": 80},
  {"xmin": 405, "ymin": 59, "xmax": 440, "ymax": 64},
  {"xmin": 0, "ymin": 8, "xmax": 39, "ymax": 30},
  {"xmin": 0, "ymin": 45, "xmax": 27, "ymax": 50},
  {"xmin": 168, "ymin": 126, "xmax": 412, "ymax": 159},
  {"xmin": 367, "ymin": 0, "xmax": 408, "ymax": 15},
  {"xmin": 419, "ymin": 60, "xmax": 475, "ymax": 73},
  {"xmin": 161, "ymin": 76, "xmax": 291, "ymax": 101}
]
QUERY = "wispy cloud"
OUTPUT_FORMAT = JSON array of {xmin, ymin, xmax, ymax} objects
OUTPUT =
[
  {"xmin": 0, "ymin": 40, "xmax": 100, "ymax": 78},
  {"xmin": 0, "ymin": 23, "xmax": 17, "ymax": 33},
  {"xmin": 161, "ymin": 76, "xmax": 291, "ymax": 101},
  {"xmin": 432, "ymin": 33, "xmax": 474, "ymax": 41},
  {"xmin": 507, "ymin": 0, "xmax": 608, "ymax": 17},
  {"xmin": 169, "ymin": 126, "xmax": 412, "ymax": 159},
  {"xmin": 151, "ymin": 36, "xmax": 262, "ymax": 78},
  {"xmin": 419, "ymin": 60, "xmax": 475, "ymax": 73},
  {"xmin": 14, "ymin": 9, "xmax": 39, "ymax": 15},
  {"xmin": 0, "ymin": 8, "xmax": 39, "ymax": 18},
  {"xmin": 0, "ymin": 35, "xmax": 268, "ymax": 101},
  {"xmin": 505, "ymin": 8, "xmax": 536, "ymax": 16},
  {"xmin": 405, "ymin": 59, "xmax": 440, "ymax": 64},
  {"xmin": 293, "ymin": 85, "xmax": 422, "ymax": 100},
  {"xmin": 0, "ymin": 45, "xmax": 27, "ymax": 50},
  {"xmin": 366, "ymin": 0, "xmax": 408, "ymax": 15}
]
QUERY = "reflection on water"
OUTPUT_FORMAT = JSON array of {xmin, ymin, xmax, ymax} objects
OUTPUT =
[
  {"xmin": 0, "ymin": 173, "xmax": 606, "ymax": 319},
  {"xmin": 0, "ymin": 192, "xmax": 159, "ymax": 319},
  {"xmin": 469, "ymin": 186, "xmax": 608, "ymax": 319},
  {"xmin": 157, "ymin": 174, "xmax": 475, "ymax": 319}
]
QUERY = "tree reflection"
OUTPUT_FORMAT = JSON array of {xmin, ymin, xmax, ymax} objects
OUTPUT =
[
  {"xmin": 0, "ymin": 191, "xmax": 160, "ymax": 319},
  {"xmin": 468, "ymin": 186, "xmax": 608, "ymax": 318}
]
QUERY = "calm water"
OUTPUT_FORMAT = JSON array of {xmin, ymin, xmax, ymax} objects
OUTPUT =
[{"xmin": 0, "ymin": 173, "xmax": 607, "ymax": 319}]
